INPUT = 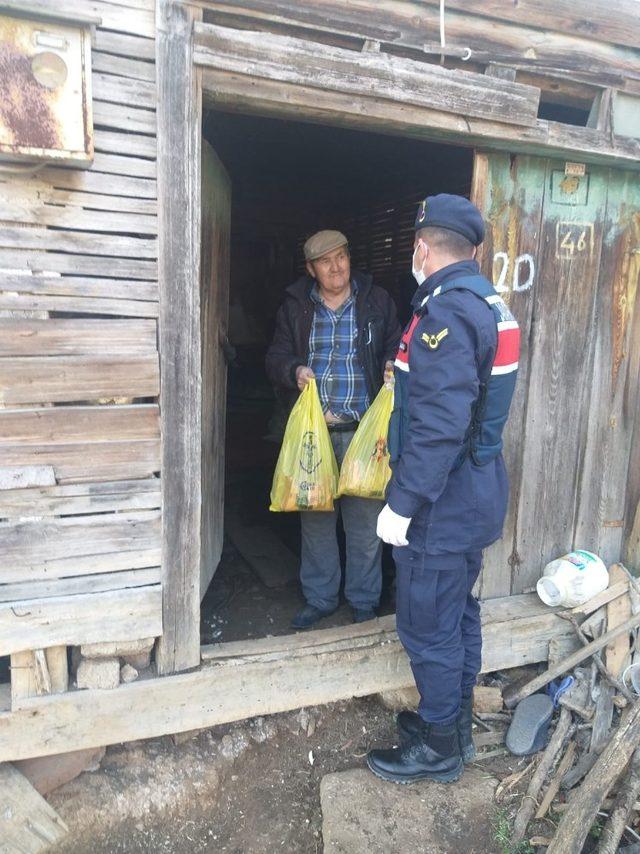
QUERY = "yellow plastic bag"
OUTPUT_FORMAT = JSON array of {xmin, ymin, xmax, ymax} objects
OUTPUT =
[
  {"xmin": 269, "ymin": 379, "xmax": 339, "ymax": 512},
  {"xmin": 338, "ymin": 384, "xmax": 394, "ymax": 499}
]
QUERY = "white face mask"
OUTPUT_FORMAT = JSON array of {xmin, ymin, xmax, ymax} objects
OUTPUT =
[{"xmin": 412, "ymin": 242, "xmax": 426, "ymax": 285}]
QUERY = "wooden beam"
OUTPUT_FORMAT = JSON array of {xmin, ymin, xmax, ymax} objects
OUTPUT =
[
  {"xmin": 0, "ymin": 585, "xmax": 162, "ymax": 657},
  {"xmin": 194, "ymin": 23, "xmax": 541, "ymax": 127},
  {"xmin": 0, "ymin": 594, "xmax": 577, "ymax": 761},
  {"xmin": 155, "ymin": 0, "xmax": 203, "ymax": 674},
  {"xmin": 196, "ymin": 1, "xmax": 640, "ymax": 78},
  {"xmin": 201, "ymin": 68, "xmax": 640, "ymax": 170}
]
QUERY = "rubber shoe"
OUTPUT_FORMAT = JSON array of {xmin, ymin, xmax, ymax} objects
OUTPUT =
[
  {"xmin": 397, "ymin": 695, "xmax": 476, "ymax": 763},
  {"xmin": 290, "ymin": 604, "xmax": 336, "ymax": 630},
  {"xmin": 367, "ymin": 721, "xmax": 463, "ymax": 784}
]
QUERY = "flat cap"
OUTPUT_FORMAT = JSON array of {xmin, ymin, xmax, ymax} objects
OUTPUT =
[
  {"xmin": 304, "ymin": 230, "xmax": 348, "ymax": 262},
  {"xmin": 415, "ymin": 193, "xmax": 485, "ymax": 246}
]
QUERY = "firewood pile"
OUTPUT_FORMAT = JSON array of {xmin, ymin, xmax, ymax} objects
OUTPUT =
[{"xmin": 479, "ymin": 564, "xmax": 640, "ymax": 853}]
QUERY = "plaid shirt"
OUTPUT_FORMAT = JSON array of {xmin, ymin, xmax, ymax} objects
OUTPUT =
[{"xmin": 308, "ymin": 282, "xmax": 370, "ymax": 421}]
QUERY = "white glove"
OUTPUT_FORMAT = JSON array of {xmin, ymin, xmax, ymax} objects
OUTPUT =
[{"xmin": 377, "ymin": 504, "xmax": 411, "ymax": 547}]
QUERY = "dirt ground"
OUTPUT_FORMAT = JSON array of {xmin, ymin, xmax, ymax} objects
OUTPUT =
[{"xmin": 50, "ymin": 695, "xmax": 533, "ymax": 854}]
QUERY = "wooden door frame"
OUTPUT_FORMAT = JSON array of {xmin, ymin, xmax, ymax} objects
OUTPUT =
[{"xmin": 155, "ymin": 2, "xmax": 640, "ymax": 674}]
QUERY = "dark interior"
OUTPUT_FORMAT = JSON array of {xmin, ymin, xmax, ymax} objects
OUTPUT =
[{"xmin": 200, "ymin": 110, "xmax": 474, "ymax": 644}]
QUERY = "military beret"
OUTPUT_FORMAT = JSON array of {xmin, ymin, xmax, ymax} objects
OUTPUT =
[
  {"xmin": 304, "ymin": 230, "xmax": 348, "ymax": 262},
  {"xmin": 414, "ymin": 193, "xmax": 485, "ymax": 246}
]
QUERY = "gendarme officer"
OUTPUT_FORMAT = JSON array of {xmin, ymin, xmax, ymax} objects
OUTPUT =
[{"xmin": 368, "ymin": 194, "xmax": 521, "ymax": 783}]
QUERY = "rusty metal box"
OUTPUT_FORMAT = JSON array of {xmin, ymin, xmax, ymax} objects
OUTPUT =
[{"xmin": 0, "ymin": 11, "xmax": 93, "ymax": 166}]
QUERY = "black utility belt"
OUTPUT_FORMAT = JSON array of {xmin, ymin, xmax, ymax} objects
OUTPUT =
[{"xmin": 327, "ymin": 421, "xmax": 357, "ymax": 432}]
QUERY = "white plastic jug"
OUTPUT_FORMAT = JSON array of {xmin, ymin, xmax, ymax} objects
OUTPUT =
[{"xmin": 536, "ymin": 550, "xmax": 608, "ymax": 607}]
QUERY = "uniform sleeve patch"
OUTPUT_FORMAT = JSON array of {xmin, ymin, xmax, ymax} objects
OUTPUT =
[{"xmin": 421, "ymin": 328, "xmax": 449, "ymax": 350}]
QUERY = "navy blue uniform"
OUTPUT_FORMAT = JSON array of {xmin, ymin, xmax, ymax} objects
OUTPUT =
[{"xmin": 388, "ymin": 259, "xmax": 519, "ymax": 725}]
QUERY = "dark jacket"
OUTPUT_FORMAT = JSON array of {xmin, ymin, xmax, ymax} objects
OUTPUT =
[
  {"xmin": 387, "ymin": 260, "xmax": 512, "ymax": 560},
  {"xmin": 265, "ymin": 270, "xmax": 402, "ymax": 406}
]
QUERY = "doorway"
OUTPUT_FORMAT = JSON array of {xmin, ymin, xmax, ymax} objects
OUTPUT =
[{"xmin": 198, "ymin": 110, "xmax": 474, "ymax": 645}]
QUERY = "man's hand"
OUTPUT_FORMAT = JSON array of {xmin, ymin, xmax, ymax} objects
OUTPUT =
[
  {"xmin": 383, "ymin": 360, "xmax": 395, "ymax": 386},
  {"xmin": 377, "ymin": 504, "xmax": 411, "ymax": 546},
  {"xmin": 296, "ymin": 366, "xmax": 315, "ymax": 391}
]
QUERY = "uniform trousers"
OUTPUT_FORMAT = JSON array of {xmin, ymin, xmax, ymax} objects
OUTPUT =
[{"xmin": 394, "ymin": 550, "xmax": 483, "ymax": 725}]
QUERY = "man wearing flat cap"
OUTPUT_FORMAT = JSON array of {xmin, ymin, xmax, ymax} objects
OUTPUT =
[
  {"xmin": 266, "ymin": 230, "xmax": 401, "ymax": 629},
  {"xmin": 367, "ymin": 194, "xmax": 520, "ymax": 784}
]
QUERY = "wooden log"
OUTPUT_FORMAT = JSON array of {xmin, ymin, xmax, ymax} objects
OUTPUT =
[
  {"xmin": 155, "ymin": 0, "xmax": 203, "ymax": 675},
  {"xmin": 503, "ymin": 612, "xmax": 640, "ymax": 708},
  {"xmin": 473, "ymin": 686, "xmax": 503, "ymax": 714},
  {"xmin": 606, "ymin": 565, "xmax": 633, "ymax": 677},
  {"xmin": 512, "ymin": 707, "xmax": 573, "ymax": 844},
  {"xmin": 11, "ymin": 646, "xmax": 68, "ymax": 709},
  {"xmin": 0, "ymin": 762, "xmax": 68, "ymax": 851},
  {"xmin": 535, "ymin": 740, "xmax": 577, "ymax": 819},
  {"xmin": 596, "ymin": 747, "xmax": 640, "ymax": 854},
  {"xmin": 194, "ymin": 23, "xmax": 541, "ymax": 127},
  {"xmin": 547, "ymin": 702, "xmax": 640, "ymax": 854}
]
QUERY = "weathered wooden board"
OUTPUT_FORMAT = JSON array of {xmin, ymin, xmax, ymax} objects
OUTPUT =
[
  {"xmin": 0, "ymin": 567, "xmax": 161, "ymax": 604},
  {"xmin": 200, "ymin": 0, "xmax": 640, "ymax": 79},
  {"xmin": 0, "ymin": 319, "xmax": 157, "ymax": 356},
  {"xmin": 195, "ymin": 24, "xmax": 541, "ymax": 127},
  {"xmin": 574, "ymin": 170, "xmax": 640, "ymax": 563},
  {"xmin": 0, "ymin": 763, "xmax": 68, "ymax": 852},
  {"xmin": 0, "ymin": 478, "xmax": 160, "ymax": 518},
  {"xmin": 200, "ymin": 141, "xmax": 231, "ymax": 598},
  {"xmin": 93, "ymin": 72, "xmax": 156, "ymax": 111},
  {"xmin": 0, "ymin": 585, "xmax": 162, "ymax": 657},
  {"xmin": 511, "ymin": 164, "xmax": 610, "ymax": 592},
  {"xmin": 0, "ymin": 355, "xmax": 159, "ymax": 404},
  {"xmin": 93, "ymin": 99, "xmax": 157, "ymax": 135},
  {"xmin": 0, "ymin": 226, "xmax": 157, "ymax": 259},
  {"xmin": 0, "ymin": 293, "xmax": 158, "ymax": 318},
  {"xmin": 0, "ymin": 274, "xmax": 158, "ymax": 301},
  {"xmin": 0, "ymin": 194, "xmax": 157, "ymax": 234},
  {"xmin": 94, "ymin": 29, "xmax": 155, "ymax": 62},
  {"xmin": 0, "ymin": 180, "xmax": 157, "ymax": 217},
  {"xmin": 12, "ymin": 0, "xmax": 156, "ymax": 38},
  {"xmin": 201, "ymin": 69, "xmax": 640, "ymax": 170},
  {"xmin": 11, "ymin": 647, "xmax": 68, "ymax": 707},
  {"xmin": 473, "ymin": 153, "xmax": 548, "ymax": 598},
  {"xmin": 0, "ymin": 441, "xmax": 160, "ymax": 484},
  {"xmin": 0, "ymin": 511, "xmax": 161, "ymax": 583},
  {"xmin": 92, "ymin": 51, "xmax": 155, "ymax": 84},
  {"xmin": 155, "ymin": 0, "xmax": 203, "ymax": 675},
  {"xmin": 0, "ymin": 594, "xmax": 575, "ymax": 762},
  {"xmin": 0, "ymin": 249, "xmax": 157, "ymax": 279},
  {"xmin": 38, "ymin": 165, "xmax": 157, "ymax": 200}
]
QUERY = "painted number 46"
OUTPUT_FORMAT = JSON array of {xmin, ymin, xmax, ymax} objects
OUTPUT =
[{"xmin": 556, "ymin": 222, "xmax": 594, "ymax": 259}]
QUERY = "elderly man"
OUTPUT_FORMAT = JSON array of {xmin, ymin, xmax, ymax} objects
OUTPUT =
[{"xmin": 266, "ymin": 230, "xmax": 401, "ymax": 629}]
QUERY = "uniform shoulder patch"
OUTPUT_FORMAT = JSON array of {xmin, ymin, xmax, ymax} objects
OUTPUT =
[{"xmin": 421, "ymin": 328, "xmax": 449, "ymax": 350}]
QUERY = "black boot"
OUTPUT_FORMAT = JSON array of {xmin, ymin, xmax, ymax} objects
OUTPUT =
[
  {"xmin": 396, "ymin": 695, "xmax": 476, "ymax": 763},
  {"xmin": 367, "ymin": 721, "xmax": 463, "ymax": 784}
]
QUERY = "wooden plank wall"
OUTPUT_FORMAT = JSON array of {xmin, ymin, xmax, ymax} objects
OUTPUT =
[
  {"xmin": 0, "ymin": 0, "xmax": 162, "ymax": 657},
  {"xmin": 474, "ymin": 154, "xmax": 640, "ymax": 596}
]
